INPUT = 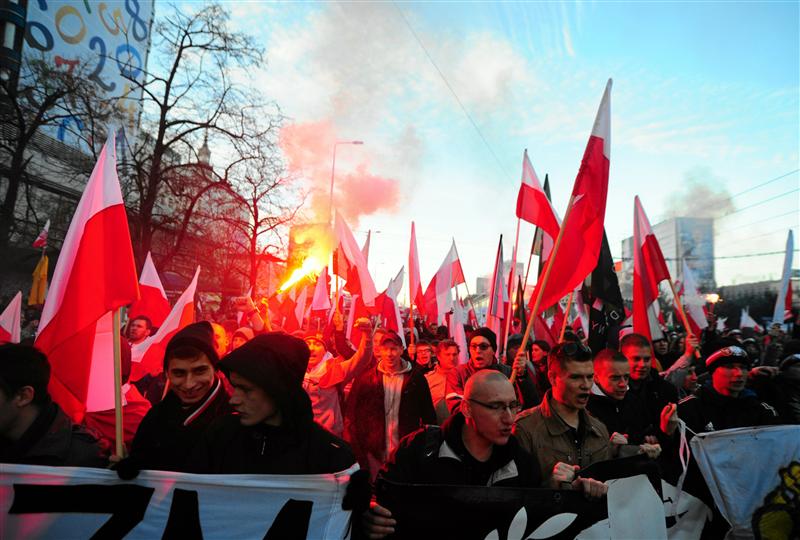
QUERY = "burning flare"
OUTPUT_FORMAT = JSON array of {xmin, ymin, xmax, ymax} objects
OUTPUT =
[{"xmin": 278, "ymin": 255, "xmax": 325, "ymax": 293}]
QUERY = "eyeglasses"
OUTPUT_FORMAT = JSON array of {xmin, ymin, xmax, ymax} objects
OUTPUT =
[
  {"xmin": 469, "ymin": 343, "xmax": 492, "ymax": 351},
  {"xmin": 468, "ymin": 398, "xmax": 522, "ymax": 415}
]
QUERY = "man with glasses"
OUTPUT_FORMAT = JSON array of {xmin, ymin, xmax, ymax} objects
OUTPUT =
[
  {"xmin": 408, "ymin": 340, "xmax": 435, "ymax": 373},
  {"xmin": 445, "ymin": 327, "xmax": 539, "ymax": 416},
  {"xmin": 363, "ymin": 370, "xmax": 542, "ymax": 539},
  {"xmin": 514, "ymin": 341, "xmax": 610, "ymax": 495}
]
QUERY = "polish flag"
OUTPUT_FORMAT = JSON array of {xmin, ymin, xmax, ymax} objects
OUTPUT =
[
  {"xmin": 0, "ymin": 291, "xmax": 22, "ymax": 344},
  {"xmin": 34, "ymin": 132, "xmax": 139, "ymax": 422},
  {"xmin": 516, "ymin": 150, "xmax": 560, "ymax": 240},
  {"xmin": 333, "ymin": 211, "xmax": 377, "ymax": 306},
  {"xmin": 32, "ymin": 219, "xmax": 50, "ymax": 248},
  {"xmin": 378, "ymin": 267, "xmax": 405, "ymax": 345},
  {"xmin": 773, "ymin": 230, "xmax": 794, "ymax": 324},
  {"xmin": 130, "ymin": 267, "xmax": 200, "ymax": 380},
  {"xmin": 740, "ymin": 307, "xmax": 763, "ymax": 333},
  {"xmin": 408, "ymin": 222, "xmax": 424, "ymax": 309},
  {"xmin": 530, "ymin": 80, "xmax": 612, "ymax": 314},
  {"xmin": 632, "ymin": 196, "xmax": 671, "ymax": 344},
  {"xmin": 361, "ymin": 230, "xmax": 371, "ymax": 263},
  {"xmin": 450, "ymin": 293, "xmax": 469, "ymax": 364},
  {"xmin": 680, "ymin": 260, "xmax": 709, "ymax": 337},
  {"xmin": 422, "ymin": 240, "xmax": 465, "ymax": 325},
  {"xmin": 486, "ymin": 236, "xmax": 508, "ymax": 338},
  {"xmin": 311, "ymin": 267, "xmax": 332, "ymax": 315},
  {"xmin": 128, "ymin": 252, "xmax": 170, "ymax": 327}
]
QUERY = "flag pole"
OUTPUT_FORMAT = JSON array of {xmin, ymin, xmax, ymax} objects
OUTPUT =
[
  {"xmin": 452, "ymin": 241, "xmax": 479, "ymax": 319},
  {"xmin": 503, "ymin": 218, "xmax": 522, "ymax": 354},
  {"xmin": 558, "ymin": 291, "xmax": 575, "ymax": 342},
  {"xmin": 522, "ymin": 237, "xmax": 535, "ymax": 295},
  {"xmin": 512, "ymin": 194, "xmax": 576, "ymax": 384},
  {"xmin": 667, "ymin": 278, "xmax": 701, "ymax": 358},
  {"xmin": 408, "ymin": 301, "xmax": 416, "ymax": 346},
  {"xmin": 112, "ymin": 308, "xmax": 125, "ymax": 457}
]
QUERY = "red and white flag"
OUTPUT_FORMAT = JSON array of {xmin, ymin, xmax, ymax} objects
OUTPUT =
[
  {"xmin": 128, "ymin": 251, "xmax": 170, "ymax": 327},
  {"xmin": 449, "ymin": 293, "xmax": 469, "ymax": 364},
  {"xmin": 130, "ymin": 267, "xmax": 200, "ymax": 380},
  {"xmin": 516, "ymin": 150, "xmax": 560, "ymax": 240},
  {"xmin": 310, "ymin": 267, "xmax": 332, "ymax": 315},
  {"xmin": 632, "ymin": 196, "xmax": 671, "ymax": 344},
  {"xmin": 333, "ymin": 210, "xmax": 377, "ymax": 306},
  {"xmin": 361, "ymin": 230, "xmax": 371, "ymax": 263},
  {"xmin": 740, "ymin": 307, "xmax": 763, "ymax": 333},
  {"xmin": 773, "ymin": 230, "xmax": 794, "ymax": 324},
  {"xmin": 408, "ymin": 221, "xmax": 424, "ymax": 310},
  {"xmin": 486, "ymin": 236, "xmax": 508, "ymax": 338},
  {"xmin": 681, "ymin": 260, "xmax": 709, "ymax": 337},
  {"xmin": 32, "ymin": 219, "xmax": 50, "ymax": 249},
  {"xmin": 378, "ymin": 267, "xmax": 405, "ymax": 345},
  {"xmin": 422, "ymin": 240, "xmax": 465, "ymax": 325},
  {"xmin": 34, "ymin": 132, "xmax": 139, "ymax": 422},
  {"xmin": 0, "ymin": 291, "xmax": 22, "ymax": 344},
  {"xmin": 530, "ymin": 80, "xmax": 612, "ymax": 314}
]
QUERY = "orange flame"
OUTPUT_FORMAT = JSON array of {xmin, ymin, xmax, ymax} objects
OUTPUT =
[{"xmin": 278, "ymin": 255, "xmax": 325, "ymax": 293}]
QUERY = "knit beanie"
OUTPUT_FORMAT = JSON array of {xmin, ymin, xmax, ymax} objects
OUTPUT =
[
  {"xmin": 164, "ymin": 321, "xmax": 219, "ymax": 371},
  {"xmin": 469, "ymin": 327, "xmax": 498, "ymax": 352}
]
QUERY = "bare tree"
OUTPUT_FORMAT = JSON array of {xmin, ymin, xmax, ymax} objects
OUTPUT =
[
  {"xmin": 0, "ymin": 55, "xmax": 112, "ymax": 249},
  {"xmin": 119, "ymin": 3, "xmax": 280, "ymax": 270}
]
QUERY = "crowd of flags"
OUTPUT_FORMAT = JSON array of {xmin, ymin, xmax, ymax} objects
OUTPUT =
[{"xmin": 0, "ymin": 79, "xmax": 796, "ymax": 434}]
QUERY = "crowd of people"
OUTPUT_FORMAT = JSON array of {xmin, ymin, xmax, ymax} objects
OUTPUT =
[{"xmin": 1, "ymin": 295, "xmax": 799, "ymax": 538}]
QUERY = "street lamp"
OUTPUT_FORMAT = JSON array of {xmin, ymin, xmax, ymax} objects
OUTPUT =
[{"xmin": 328, "ymin": 140, "xmax": 364, "ymax": 224}]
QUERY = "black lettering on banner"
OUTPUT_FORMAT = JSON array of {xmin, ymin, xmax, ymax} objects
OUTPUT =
[
  {"xmin": 9, "ymin": 484, "xmax": 154, "ymax": 539},
  {"xmin": 124, "ymin": 0, "xmax": 148, "ymax": 42},
  {"xmin": 161, "ymin": 488, "xmax": 203, "ymax": 539},
  {"xmin": 263, "ymin": 499, "xmax": 313, "ymax": 540}
]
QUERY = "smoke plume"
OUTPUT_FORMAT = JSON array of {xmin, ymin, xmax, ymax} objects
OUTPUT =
[{"xmin": 663, "ymin": 168, "xmax": 735, "ymax": 219}]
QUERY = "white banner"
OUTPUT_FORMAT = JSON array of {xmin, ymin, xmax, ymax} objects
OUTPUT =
[
  {"xmin": 1, "ymin": 464, "xmax": 356, "ymax": 539},
  {"xmin": 690, "ymin": 425, "xmax": 800, "ymax": 540}
]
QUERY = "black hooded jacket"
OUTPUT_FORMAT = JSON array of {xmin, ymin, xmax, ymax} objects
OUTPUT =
[{"xmin": 130, "ymin": 376, "xmax": 231, "ymax": 472}]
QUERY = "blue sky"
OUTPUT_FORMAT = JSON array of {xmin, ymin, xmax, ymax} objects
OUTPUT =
[{"xmin": 219, "ymin": 0, "xmax": 799, "ymax": 297}]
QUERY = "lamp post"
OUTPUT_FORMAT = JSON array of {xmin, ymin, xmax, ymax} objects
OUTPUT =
[{"xmin": 328, "ymin": 140, "xmax": 364, "ymax": 224}]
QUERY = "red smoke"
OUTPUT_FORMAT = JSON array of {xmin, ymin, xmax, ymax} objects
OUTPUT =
[{"xmin": 280, "ymin": 120, "xmax": 400, "ymax": 226}]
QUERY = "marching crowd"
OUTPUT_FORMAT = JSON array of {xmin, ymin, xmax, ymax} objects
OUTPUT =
[{"xmin": 1, "ymin": 295, "xmax": 799, "ymax": 538}]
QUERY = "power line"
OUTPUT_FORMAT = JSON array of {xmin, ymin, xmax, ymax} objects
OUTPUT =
[
  {"xmin": 729, "ymin": 169, "xmax": 799, "ymax": 199},
  {"xmin": 716, "ymin": 187, "xmax": 800, "ymax": 219},
  {"xmin": 393, "ymin": 2, "xmax": 514, "ymax": 185},
  {"xmin": 715, "ymin": 209, "xmax": 798, "ymax": 234},
  {"xmin": 617, "ymin": 249, "xmax": 797, "ymax": 261}
]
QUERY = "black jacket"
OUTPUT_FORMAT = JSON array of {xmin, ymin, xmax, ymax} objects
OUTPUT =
[
  {"xmin": 188, "ymin": 415, "xmax": 355, "ymax": 474},
  {"xmin": 627, "ymin": 368, "xmax": 678, "ymax": 434},
  {"xmin": 130, "ymin": 377, "xmax": 231, "ymax": 472},
  {"xmin": 586, "ymin": 384, "xmax": 651, "ymax": 444},
  {"xmin": 344, "ymin": 363, "xmax": 436, "ymax": 474},
  {"xmin": 0, "ymin": 400, "xmax": 106, "ymax": 467},
  {"xmin": 678, "ymin": 384, "xmax": 780, "ymax": 435},
  {"xmin": 378, "ymin": 412, "xmax": 541, "ymax": 488}
]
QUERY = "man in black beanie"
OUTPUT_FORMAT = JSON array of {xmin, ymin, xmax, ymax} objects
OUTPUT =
[
  {"xmin": 188, "ymin": 332, "xmax": 355, "ymax": 474},
  {"xmin": 445, "ymin": 327, "xmax": 538, "ymax": 415},
  {"xmin": 124, "ymin": 321, "xmax": 231, "ymax": 473}
]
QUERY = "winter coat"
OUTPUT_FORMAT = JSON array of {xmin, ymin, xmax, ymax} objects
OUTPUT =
[
  {"xmin": 188, "ymin": 415, "xmax": 355, "ymax": 474},
  {"xmin": 626, "ymin": 368, "xmax": 678, "ymax": 435},
  {"xmin": 586, "ymin": 383, "xmax": 651, "ymax": 444},
  {"xmin": 514, "ymin": 390, "xmax": 611, "ymax": 487},
  {"xmin": 378, "ymin": 412, "xmax": 541, "ymax": 488},
  {"xmin": 130, "ymin": 376, "xmax": 231, "ymax": 472},
  {"xmin": 0, "ymin": 400, "xmax": 106, "ymax": 467},
  {"xmin": 677, "ymin": 384, "xmax": 780, "ymax": 436},
  {"xmin": 344, "ymin": 363, "xmax": 436, "ymax": 476}
]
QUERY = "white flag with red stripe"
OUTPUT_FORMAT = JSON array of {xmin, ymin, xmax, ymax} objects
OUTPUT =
[
  {"xmin": 128, "ymin": 252, "xmax": 170, "ymax": 327},
  {"xmin": 333, "ymin": 211, "xmax": 377, "ymax": 306},
  {"xmin": 131, "ymin": 266, "xmax": 200, "ymax": 380},
  {"xmin": 422, "ymin": 240, "xmax": 465, "ymax": 325},
  {"xmin": 32, "ymin": 219, "xmax": 50, "ymax": 248},
  {"xmin": 486, "ymin": 236, "xmax": 508, "ymax": 338},
  {"xmin": 680, "ymin": 260, "xmax": 709, "ymax": 337},
  {"xmin": 34, "ymin": 131, "xmax": 139, "ymax": 422},
  {"xmin": 516, "ymin": 150, "xmax": 560, "ymax": 240},
  {"xmin": 311, "ymin": 267, "xmax": 332, "ymax": 314},
  {"xmin": 408, "ymin": 221, "xmax": 424, "ymax": 310},
  {"xmin": 0, "ymin": 291, "xmax": 22, "ymax": 344},
  {"xmin": 773, "ymin": 230, "xmax": 794, "ymax": 324},
  {"xmin": 740, "ymin": 307, "xmax": 763, "ymax": 333}
]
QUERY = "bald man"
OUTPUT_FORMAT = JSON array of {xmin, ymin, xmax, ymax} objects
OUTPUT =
[{"xmin": 363, "ymin": 370, "xmax": 542, "ymax": 538}]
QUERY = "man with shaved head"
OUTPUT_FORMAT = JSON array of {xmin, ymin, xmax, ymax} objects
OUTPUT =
[{"xmin": 363, "ymin": 370, "xmax": 542, "ymax": 538}]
